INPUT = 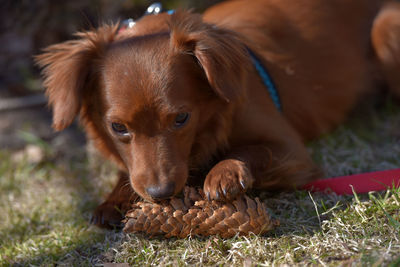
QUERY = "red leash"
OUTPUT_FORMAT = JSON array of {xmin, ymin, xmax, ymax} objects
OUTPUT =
[{"xmin": 303, "ymin": 168, "xmax": 400, "ymax": 195}]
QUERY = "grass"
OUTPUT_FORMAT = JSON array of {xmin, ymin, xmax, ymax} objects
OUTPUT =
[{"xmin": 0, "ymin": 99, "xmax": 399, "ymax": 266}]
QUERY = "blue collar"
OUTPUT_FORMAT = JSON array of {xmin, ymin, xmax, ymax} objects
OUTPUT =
[{"xmin": 247, "ymin": 48, "xmax": 282, "ymax": 111}]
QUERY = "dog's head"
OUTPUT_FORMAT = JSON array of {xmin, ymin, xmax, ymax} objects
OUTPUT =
[{"xmin": 36, "ymin": 11, "xmax": 250, "ymax": 201}]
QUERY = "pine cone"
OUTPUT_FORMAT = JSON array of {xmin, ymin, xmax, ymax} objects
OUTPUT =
[{"xmin": 123, "ymin": 187, "xmax": 279, "ymax": 238}]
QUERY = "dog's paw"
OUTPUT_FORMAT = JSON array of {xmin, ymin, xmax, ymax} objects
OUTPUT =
[
  {"xmin": 204, "ymin": 159, "xmax": 254, "ymax": 201},
  {"xmin": 90, "ymin": 201, "xmax": 129, "ymax": 229}
]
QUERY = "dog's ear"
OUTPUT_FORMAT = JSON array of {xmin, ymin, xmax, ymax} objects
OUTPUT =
[
  {"xmin": 170, "ymin": 11, "xmax": 250, "ymax": 103},
  {"xmin": 35, "ymin": 24, "xmax": 118, "ymax": 131}
]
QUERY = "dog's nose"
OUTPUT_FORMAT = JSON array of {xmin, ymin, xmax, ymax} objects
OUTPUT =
[{"xmin": 146, "ymin": 182, "xmax": 175, "ymax": 200}]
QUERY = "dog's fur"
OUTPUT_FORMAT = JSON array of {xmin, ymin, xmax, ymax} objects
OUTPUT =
[{"xmin": 36, "ymin": 0, "xmax": 400, "ymax": 227}]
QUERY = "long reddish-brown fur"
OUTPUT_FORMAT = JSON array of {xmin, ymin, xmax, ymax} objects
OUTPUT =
[{"xmin": 36, "ymin": 0, "xmax": 400, "ymax": 227}]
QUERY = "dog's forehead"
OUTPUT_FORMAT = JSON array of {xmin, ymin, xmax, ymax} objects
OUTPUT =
[
  {"xmin": 104, "ymin": 33, "xmax": 171, "ymax": 84},
  {"xmin": 103, "ymin": 34, "xmax": 172, "ymax": 104},
  {"xmin": 101, "ymin": 34, "xmax": 203, "ymax": 121}
]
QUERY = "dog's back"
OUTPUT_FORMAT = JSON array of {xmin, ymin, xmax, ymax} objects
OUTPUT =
[{"xmin": 205, "ymin": 0, "xmax": 398, "ymax": 140}]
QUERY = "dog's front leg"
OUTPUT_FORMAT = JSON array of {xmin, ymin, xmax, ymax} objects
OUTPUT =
[
  {"xmin": 91, "ymin": 171, "xmax": 138, "ymax": 228},
  {"xmin": 204, "ymin": 145, "xmax": 320, "ymax": 201}
]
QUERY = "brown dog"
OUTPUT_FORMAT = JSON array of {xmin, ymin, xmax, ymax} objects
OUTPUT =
[{"xmin": 36, "ymin": 0, "xmax": 400, "ymax": 227}]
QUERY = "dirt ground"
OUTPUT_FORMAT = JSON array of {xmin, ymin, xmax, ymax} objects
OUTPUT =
[{"xmin": 0, "ymin": 103, "xmax": 86, "ymax": 159}]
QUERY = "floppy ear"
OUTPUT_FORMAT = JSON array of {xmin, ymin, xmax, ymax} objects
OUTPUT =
[
  {"xmin": 35, "ymin": 24, "xmax": 118, "ymax": 131},
  {"xmin": 170, "ymin": 11, "xmax": 250, "ymax": 103}
]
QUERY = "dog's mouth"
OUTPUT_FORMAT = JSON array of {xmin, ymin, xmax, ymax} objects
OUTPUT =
[{"xmin": 147, "ymin": 189, "xmax": 186, "ymax": 204}]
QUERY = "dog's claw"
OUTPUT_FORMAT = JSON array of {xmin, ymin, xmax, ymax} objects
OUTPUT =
[
  {"xmin": 206, "ymin": 191, "xmax": 211, "ymax": 201},
  {"xmin": 101, "ymin": 215, "xmax": 105, "ymax": 225},
  {"xmin": 240, "ymin": 180, "xmax": 246, "ymax": 189},
  {"xmin": 222, "ymin": 187, "xmax": 227, "ymax": 196},
  {"xmin": 90, "ymin": 215, "xmax": 97, "ymax": 225},
  {"xmin": 215, "ymin": 191, "xmax": 220, "ymax": 200}
]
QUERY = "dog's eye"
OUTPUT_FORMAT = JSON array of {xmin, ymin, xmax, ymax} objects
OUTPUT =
[
  {"xmin": 174, "ymin": 112, "xmax": 190, "ymax": 128},
  {"xmin": 111, "ymin": 122, "xmax": 129, "ymax": 135}
]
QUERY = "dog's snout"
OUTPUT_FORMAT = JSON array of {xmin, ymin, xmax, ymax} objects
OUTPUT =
[{"xmin": 146, "ymin": 182, "xmax": 176, "ymax": 200}]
